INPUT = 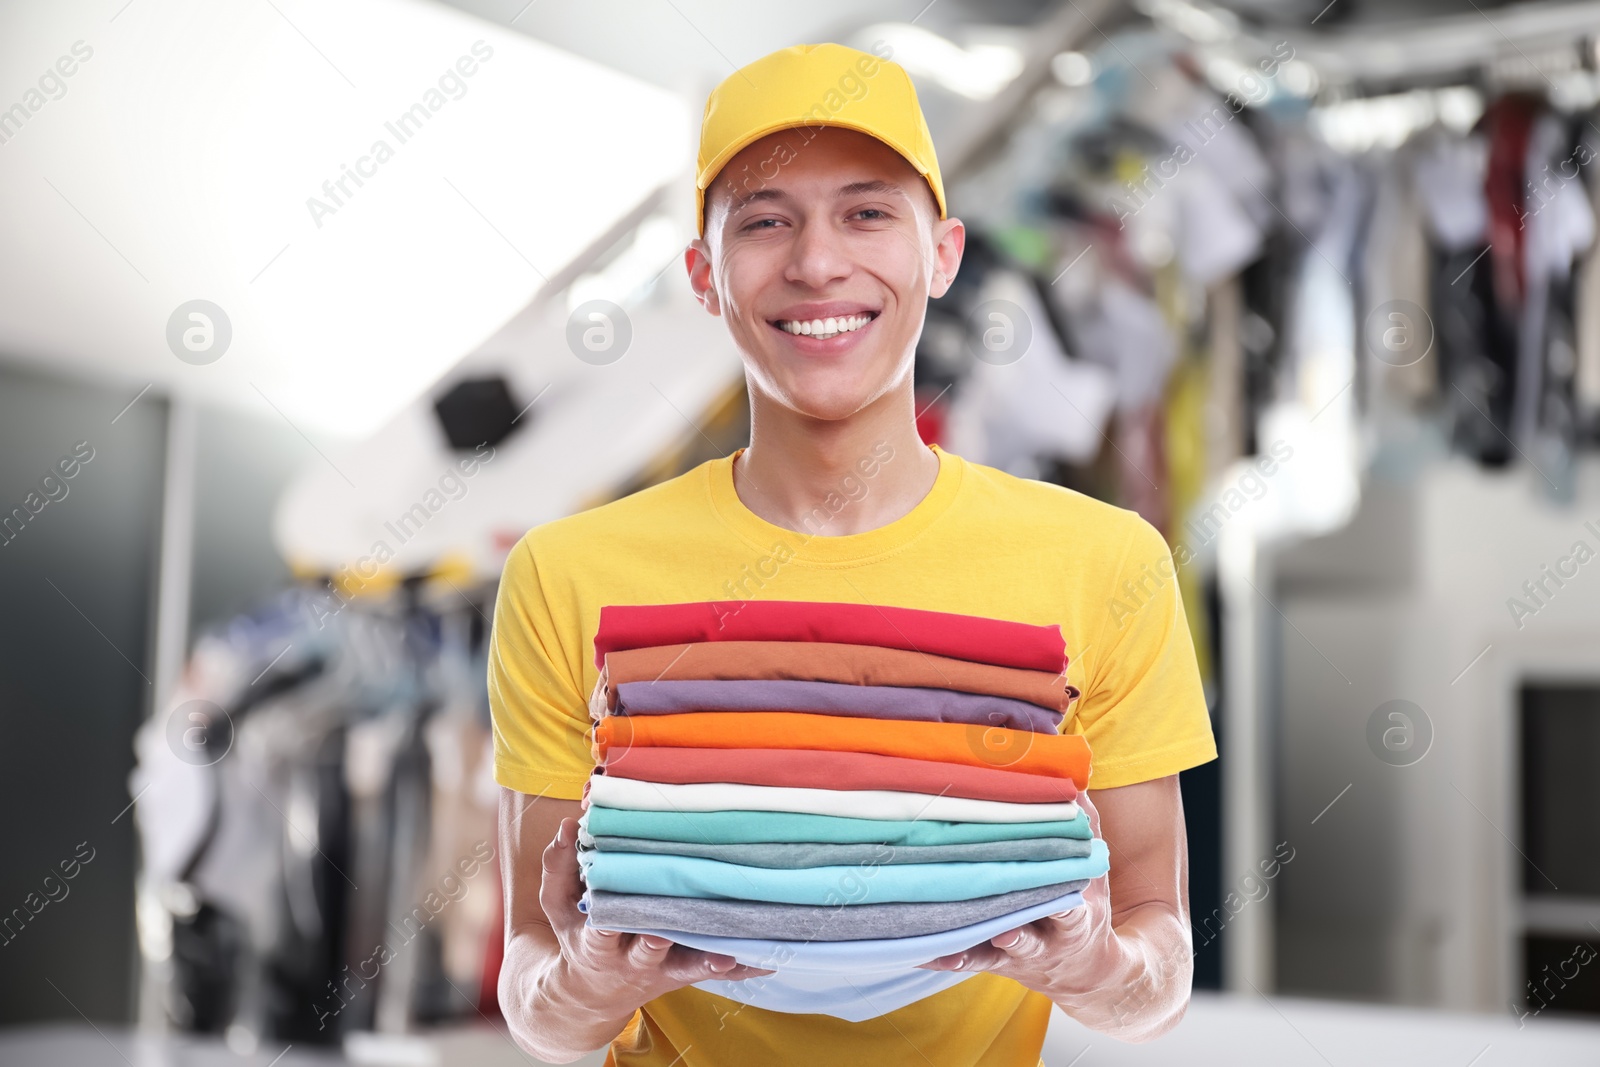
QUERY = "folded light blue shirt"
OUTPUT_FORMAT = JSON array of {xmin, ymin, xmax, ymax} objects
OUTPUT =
[
  {"xmin": 672, "ymin": 889, "xmax": 1088, "ymax": 1020},
  {"xmin": 578, "ymin": 839, "xmax": 1109, "ymax": 905}
]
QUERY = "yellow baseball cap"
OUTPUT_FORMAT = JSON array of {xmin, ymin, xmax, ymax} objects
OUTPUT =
[{"xmin": 695, "ymin": 43, "xmax": 947, "ymax": 237}]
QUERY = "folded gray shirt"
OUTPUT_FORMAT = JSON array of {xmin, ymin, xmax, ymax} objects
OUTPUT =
[
  {"xmin": 583, "ymin": 835, "xmax": 1094, "ymax": 868},
  {"xmin": 579, "ymin": 878, "xmax": 1093, "ymax": 941}
]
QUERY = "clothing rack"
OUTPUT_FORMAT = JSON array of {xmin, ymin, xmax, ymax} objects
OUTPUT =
[{"xmin": 130, "ymin": 581, "xmax": 501, "ymax": 1047}]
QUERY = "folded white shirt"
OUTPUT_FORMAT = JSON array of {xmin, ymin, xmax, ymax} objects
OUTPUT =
[{"xmin": 586, "ymin": 774, "xmax": 1083, "ymax": 824}]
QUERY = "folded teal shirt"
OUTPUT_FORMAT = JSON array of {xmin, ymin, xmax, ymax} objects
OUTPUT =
[
  {"xmin": 583, "ymin": 834, "xmax": 1095, "ymax": 867},
  {"xmin": 581, "ymin": 805, "xmax": 1093, "ymax": 846},
  {"xmin": 578, "ymin": 838, "xmax": 1109, "ymax": 905}
]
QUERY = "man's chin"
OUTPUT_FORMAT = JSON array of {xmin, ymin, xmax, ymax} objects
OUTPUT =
[
  {"xmin": 742, "ymin": 349, "xmax": 903, "ymax": 421},
  {"xmin": 772, "ymin": 383, "xmax": 892, "ymax": 423}
]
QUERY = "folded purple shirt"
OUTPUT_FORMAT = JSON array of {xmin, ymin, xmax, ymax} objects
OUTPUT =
[{"xmin": 611, "ymin": 678, "xmax": 1063, "ymax": 733}]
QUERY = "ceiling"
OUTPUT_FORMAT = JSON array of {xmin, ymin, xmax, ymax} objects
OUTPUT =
[
  {"xmin": 0, "ymin": 0, "xmax": 1073, "ymax": 438},
  {"xmin": 1212, "ymin": 0, "xmax": 1539, "ymax": 26},
  {"xmin": 4, "ymin": 0, "xmax": 1595, "ymax": 440},
  {"xmin": 431, "ymin": 0, "xmax": 1064, "ymax": 94},
  {"xmin": 0, "ymin": 0, "xmax": 689, "ymax": 436}
]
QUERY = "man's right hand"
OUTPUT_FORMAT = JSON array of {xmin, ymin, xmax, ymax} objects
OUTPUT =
[
  {"xmin": 539, "ymin": 814, "xmax": 776, "ymax": 1007},
  {"xmin": 499, "ymin": 793, "xmax": 774, "ymax": 1063}
]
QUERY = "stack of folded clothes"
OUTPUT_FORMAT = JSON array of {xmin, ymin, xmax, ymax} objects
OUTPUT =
[{"xmin": 574, "ymin": 600, "xmax": 1108, "ymax": 1020}]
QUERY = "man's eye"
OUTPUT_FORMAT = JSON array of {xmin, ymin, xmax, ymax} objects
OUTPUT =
[
  {"xmin": 855, "ymin": 208, "xmax": 888, "ymax": 221},
  {"xmin": 744, "ymin": 217, "xmax": 781, "ymax": 231}
]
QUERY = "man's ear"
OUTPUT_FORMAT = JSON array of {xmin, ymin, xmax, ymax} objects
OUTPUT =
[
  {"xmin": 929, "ymin": 216, "xmax": 966, "ymax": 300},
  {"xmin": 685, "ymin": 241, "xmax": 721, "ymax": 317}
]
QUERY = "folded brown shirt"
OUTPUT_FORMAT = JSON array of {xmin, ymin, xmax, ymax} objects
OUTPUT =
[{"xmin": 602, "ymin": 640, "xmax": 1074, "ymax": 714}]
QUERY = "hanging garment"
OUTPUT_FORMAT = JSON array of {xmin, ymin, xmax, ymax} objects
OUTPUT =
[
  {"xmin": 1412, "ymin": 125, "xmax": 1508, "ymax": 463},
  {"xmin": 1574, "ymin": 116, "xmax": 1600, "ymax": 423},
  {"xmin": 1175, "ymin": 156, "xmax": 1265, "ymax": 289},
  {"xmin": 941, "ymin": 268, "xmax": 1117, "ymax": 479},
  {"xmin": 1113, "ymin": 401, "xmax": 1170, "ymax": 533},
  {"xmin": 1163, "ymin": 351, "xmax": 1213, "ymax": 684},
  {"xmin": 1438, "ymin": 238, "xmax": 1515, "ymax": 465},
  {"xmin": 593, "ymin": 711, "xmax": 1090, "ymax": 784},
  {"xmin": 1278, "ymin": 153, "xmax": 1367, "ymax": 484},
  {"xmin": 602, "ymin": 642, "xmax": 1074, "ymax": 714},
  {"xmin": 1466, "ymin": 94, "xmax": 1541, "ymax": 465},
  {"xmin": 1074, "ymin": 275, "xmax": 1180, "ymax": 414},
  {"xmin": 598, "ymin": 747, "xmax": 1080, "ymax": 804},
  {"xmin": 579, "ymin": 805, "xmax": 1093, "ymax": 846},
  {"xmin": 1204, "ymin": 276, "xmax": 1245, "ymax": 480},
  {"xmin": 1515, "ymin": 111, "xmax": 1595, "ymax": 448},
  {"xmin": 1362, "ymin": 143, "xmax": 1437, "ymax": 408},
  {"xmin": 1484, "ymin": 95, "xmax": 1540, "ymax": 311},
  {"xmin": 1413, "ymin": 125, "xmax": 1489, "ymax": 252},
  {"xmin": 592, "ymin": 600, "xmax": 1069, "ymax": 673},
  {"xmin": 421, "ymin": 707, "xmax": 500, "ymax": 1009},
  {"xmin": 1517, "ymin": 114, "xmax": 1593, "ymax": 500},
  {"xmin": 612, "ymin": 678, "xmax": 1063, "ymax": 733}
]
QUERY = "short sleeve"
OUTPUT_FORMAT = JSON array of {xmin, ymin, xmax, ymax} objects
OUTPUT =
[
  {"xmin": 1072, "ymin": 514, "xmax": 1218, "ymax": 790},
  {"xmin": 488, "ymin": 532, "xmax": 593, "ymax": 801}
]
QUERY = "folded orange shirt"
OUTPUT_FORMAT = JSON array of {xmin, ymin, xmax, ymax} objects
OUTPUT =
[
  {"xmin": 592, "ymin": 711, "xmax": 1090, "ymax": 784},
  {"xmin": 602, "ymin": 641, "xmax": 1073, "ymax": 714},
  {"xmin": 600, "ymin": 746, "xmax": 1081, "ymax": 802}
]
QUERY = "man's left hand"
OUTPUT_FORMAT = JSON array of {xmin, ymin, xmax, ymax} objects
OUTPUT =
[{"xmin": 915, "ymin": 788, "xmax": 1115, "ymax": 1000}]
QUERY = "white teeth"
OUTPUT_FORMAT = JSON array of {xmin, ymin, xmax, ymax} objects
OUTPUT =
[{"xmin": 777, "ymin": 314, "xmax": 873, "ymax": 338}]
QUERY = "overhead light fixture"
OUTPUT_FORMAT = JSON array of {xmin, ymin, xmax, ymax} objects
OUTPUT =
[
  {"xmin": 1052, "ymin": 51, "xmax": 1095, "ymax": 87},
  {"xmin": 1277, "ymin": 58, "xmax": 1320, "ymax": 98},
  {"xmin": 858, "ymin": 23, "xmax": 1024, "ymax": 100},
  {"xmin": 1135, "ymin": 0, "xmax": 1239, "ymax": 44},
  {"xmin": 1310, "ymin": 87, "xmax": 1483, "ymax": 153},
  {"xmin": 568, "ymin": 214, "xmax": 687, "ymax": 314}
]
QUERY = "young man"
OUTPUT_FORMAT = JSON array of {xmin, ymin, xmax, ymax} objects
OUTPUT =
[{"xmin": 491, "ymin": 43, "xmax": 1217, "ymax": 1066}]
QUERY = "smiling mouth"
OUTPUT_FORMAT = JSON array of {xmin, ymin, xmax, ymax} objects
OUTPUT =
[{"xmin": 772, "ymin": 312, "xmax": 879, "ymax": 340}]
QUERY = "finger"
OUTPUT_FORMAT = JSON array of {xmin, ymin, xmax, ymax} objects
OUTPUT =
[
  {"xmin": 989, "ymin": 924, "xmax": 1051, "ymax": 962},
  {"xmin": 662, "ymin": 948, "xmax": 777, "ymax": 985},
  {"xmin": 919, "ymin": 918, "xmax": 1058, "ymax": 973},
  {"xmin": 918, "ymin": 947, "xmax": 1003, "ymax": 972},
  {"xmin": 537, "ymin": 818, "xmax": 587, "ymax": 936},
  {"xmin": 917, "ymin": 950, "xmax": 966, "ymax": 971},
  {"xmin": 685, "ymin": 964, "xmax": 778, "ymax": 983},
  {"xmin": 624, "ymin": 932, "xmax": 680, "ymax": 972},
  {"xmin": 1077, "ymin": 791, "xmax": 1102, "ymax": 839}
]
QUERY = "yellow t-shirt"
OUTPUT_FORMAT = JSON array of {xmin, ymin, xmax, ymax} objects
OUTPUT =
[{"xmin": 490, "ymin": 441, "xmax": 1217, "ymax": 1067}]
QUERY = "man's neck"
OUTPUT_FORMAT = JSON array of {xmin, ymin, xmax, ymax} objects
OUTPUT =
[{"xmin": 732, "ymin": 389, "xmax": 940, "ymax": 537}]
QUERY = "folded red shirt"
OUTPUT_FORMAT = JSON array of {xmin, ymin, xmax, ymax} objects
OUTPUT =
[
  {"xmin": 600, "ymin": 745, "xmax": 1081, "ymax": 803},
  {"xmin": 592, "ymin": 599, "xmax": 1068, "ymax": 674}
]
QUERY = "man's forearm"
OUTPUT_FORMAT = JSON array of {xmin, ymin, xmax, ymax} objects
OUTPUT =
[
  {"xmin": 501, "ymin": 928, "xmax": 636, "ymax": 1063},
  {"xmin": 1039, "ymin": 904, "xmax": 1193, "ymax": 1042}
]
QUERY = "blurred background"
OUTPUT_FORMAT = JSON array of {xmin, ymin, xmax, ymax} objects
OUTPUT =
[{"xmin": 3, "ymin": 0, "xmax": 1600, "ymax": 1063}]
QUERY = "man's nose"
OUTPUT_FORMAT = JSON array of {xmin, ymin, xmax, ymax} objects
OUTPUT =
[{"xmin": 784, "ymin": 220, "xmax": 852, "ymax": 289}]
